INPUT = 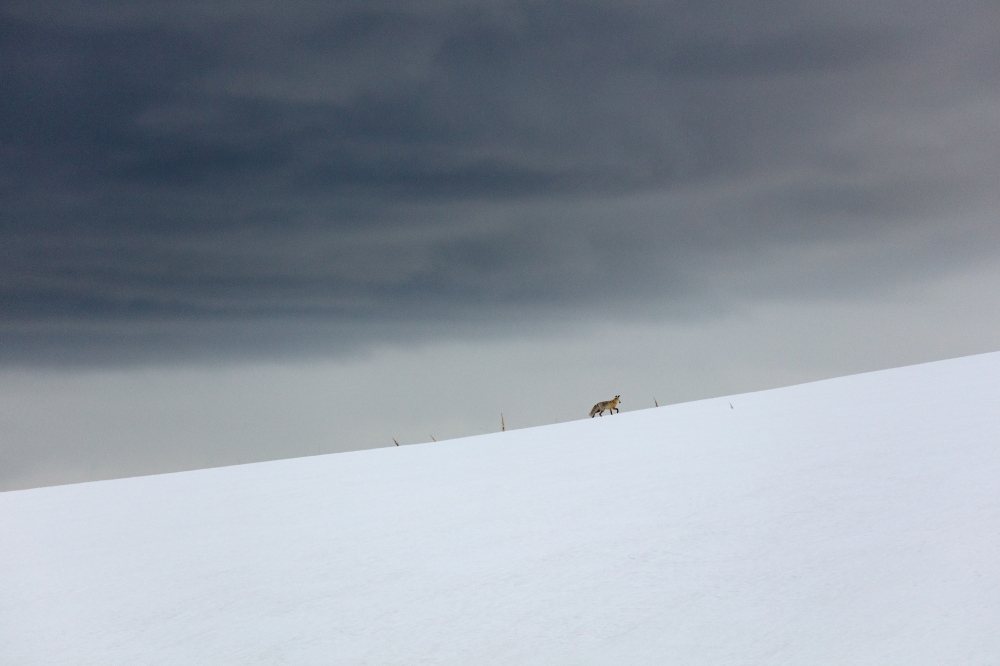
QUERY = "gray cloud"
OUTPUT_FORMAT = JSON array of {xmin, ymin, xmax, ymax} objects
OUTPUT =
[{"xmin": 2, "ymin": 0, "xmax": 1000, "ymax": 363}]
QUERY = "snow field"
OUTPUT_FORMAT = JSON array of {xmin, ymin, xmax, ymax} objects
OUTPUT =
[{"xmin": 2, "ymin": 352, "xmax": 999, "ymax": 664}]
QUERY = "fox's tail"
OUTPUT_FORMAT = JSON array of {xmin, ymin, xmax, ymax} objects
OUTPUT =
[{"xmin": 589, "ymin": 404, "xmax": 600, "ymax": 417}]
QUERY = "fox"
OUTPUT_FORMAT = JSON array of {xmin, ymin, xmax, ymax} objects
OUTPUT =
[{"xmin": 589, "ymin": 395, "xmax": 621, "ymax": 418}]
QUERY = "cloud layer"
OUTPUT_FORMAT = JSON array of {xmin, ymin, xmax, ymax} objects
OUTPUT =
[{"xmin": 3, "ymin": 0, "xmax": 1000, "ymax": 362}]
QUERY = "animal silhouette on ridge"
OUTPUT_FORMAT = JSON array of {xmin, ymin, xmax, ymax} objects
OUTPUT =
[{"xmin": 589, "ymin": 395, "xmax": 621, "ymax": 418}]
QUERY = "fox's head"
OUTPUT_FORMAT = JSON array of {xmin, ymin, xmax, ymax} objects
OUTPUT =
[{"xmin": 614, "ymin": 395, "xmax": 621, "ymax": 402}]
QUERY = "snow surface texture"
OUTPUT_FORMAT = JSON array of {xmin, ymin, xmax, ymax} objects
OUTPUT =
[{"xmin": 2, "ymin": 354, "xmax": 999, "ymax": 665}]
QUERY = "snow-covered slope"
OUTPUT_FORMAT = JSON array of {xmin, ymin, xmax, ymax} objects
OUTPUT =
[{"xmin": 3, "ymin": 353, "xmax": 999, "ymax": 665}]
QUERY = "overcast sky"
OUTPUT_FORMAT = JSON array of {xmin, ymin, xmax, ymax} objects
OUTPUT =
[{"xmin": 3, "ymin": 0, "xmax": 1000, "ymax": 491}]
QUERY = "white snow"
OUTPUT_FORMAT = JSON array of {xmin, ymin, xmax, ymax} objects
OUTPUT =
[{"xmin": 2, "ymin": 352, "xmax": 1000, "ymax": 665}]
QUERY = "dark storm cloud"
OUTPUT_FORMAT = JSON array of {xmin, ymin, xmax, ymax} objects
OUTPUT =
[{"xmin": 2, "ymin": 0, "xmax": 1000, "ymax": 362}]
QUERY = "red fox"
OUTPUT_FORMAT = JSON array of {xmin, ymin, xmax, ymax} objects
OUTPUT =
[{"xmin": 589, "ymin": 395, "xmax": 621, "ymax": 417}]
